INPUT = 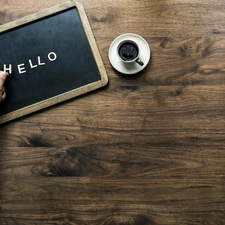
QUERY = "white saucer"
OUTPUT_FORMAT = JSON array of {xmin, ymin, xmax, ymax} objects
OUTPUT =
[{"xmin": 108, "ymin": 33, "xmax": 151, "ymax": 75}]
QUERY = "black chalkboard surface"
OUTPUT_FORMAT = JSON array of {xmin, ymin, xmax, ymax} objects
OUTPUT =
[{"xmin": 0, "ymin": 1, "xmax": 108, "ymax": 124}]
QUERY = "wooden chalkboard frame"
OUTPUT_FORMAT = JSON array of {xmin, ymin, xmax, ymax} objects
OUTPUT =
[{"xmin": 0, "ymin": 0, "xmax": 108, "ymax": 124}]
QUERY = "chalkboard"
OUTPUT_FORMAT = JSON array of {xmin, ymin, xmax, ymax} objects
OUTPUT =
[{"xmin": 0, "ymin": 1, "xmax": 108, "ymax": 124}]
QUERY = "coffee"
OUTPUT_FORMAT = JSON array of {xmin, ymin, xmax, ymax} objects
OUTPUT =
[{"xmin": 118, "ymin": 42, "xmax": 138, "ymax": 61}]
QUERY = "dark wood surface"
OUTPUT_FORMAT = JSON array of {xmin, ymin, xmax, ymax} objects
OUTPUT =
[{"xmin": 1, "ymin": 0, "xmax": 225, "ymax": 224}]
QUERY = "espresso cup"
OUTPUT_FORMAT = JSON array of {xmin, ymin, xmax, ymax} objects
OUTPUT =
[{"xmin": 117, "ymin": 40, "xmax": 144, "ymax": 66}]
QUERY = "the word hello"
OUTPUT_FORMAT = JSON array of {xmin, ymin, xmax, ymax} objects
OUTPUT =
[{"xmin": 3, "ymin": 52, "xmax": 57, "ymax": 74}]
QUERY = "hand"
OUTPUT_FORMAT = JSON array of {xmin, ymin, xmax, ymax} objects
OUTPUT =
[{"xmin": 0, "ymin": 71, "xmax": 8, "ymax": 103}]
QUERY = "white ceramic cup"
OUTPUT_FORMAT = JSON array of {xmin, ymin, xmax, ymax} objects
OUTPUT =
[{"xmin": 117, "ymin": 40, "xmax": 144, "ymax": 66}]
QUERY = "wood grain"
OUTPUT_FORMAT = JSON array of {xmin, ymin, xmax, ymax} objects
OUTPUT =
[{"xmin": 1, "ymin": 0, "xmax": 225, "ymax": 224}]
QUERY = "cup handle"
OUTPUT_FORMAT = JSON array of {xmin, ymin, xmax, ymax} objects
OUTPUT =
[{"xmin": 135, "ymin": 58, "xmax": 144, "ymax": 66}]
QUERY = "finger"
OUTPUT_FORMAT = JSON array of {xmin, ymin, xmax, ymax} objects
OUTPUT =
[
  {"xmin": 0, "ymin": 71, "xmax": 8, "ymax": 91},
  {"xmin": 0, "ymin": 87, "xmax": 6, "ymax": 103}
]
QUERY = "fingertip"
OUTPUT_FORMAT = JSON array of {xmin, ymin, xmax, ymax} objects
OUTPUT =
[{"xmin": 0, "ymin": 71, "xmax": 8, "ymax": 77}]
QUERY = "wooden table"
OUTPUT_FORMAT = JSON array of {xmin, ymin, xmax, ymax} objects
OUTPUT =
[{"xmin": 1, "ymin": 0, "xmax": 225, "ymax": 224}]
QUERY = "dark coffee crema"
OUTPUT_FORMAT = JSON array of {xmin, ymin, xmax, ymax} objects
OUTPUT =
[{"xmin": 119, "ymin": 42, "xmax": 138, "ymax": 61}]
